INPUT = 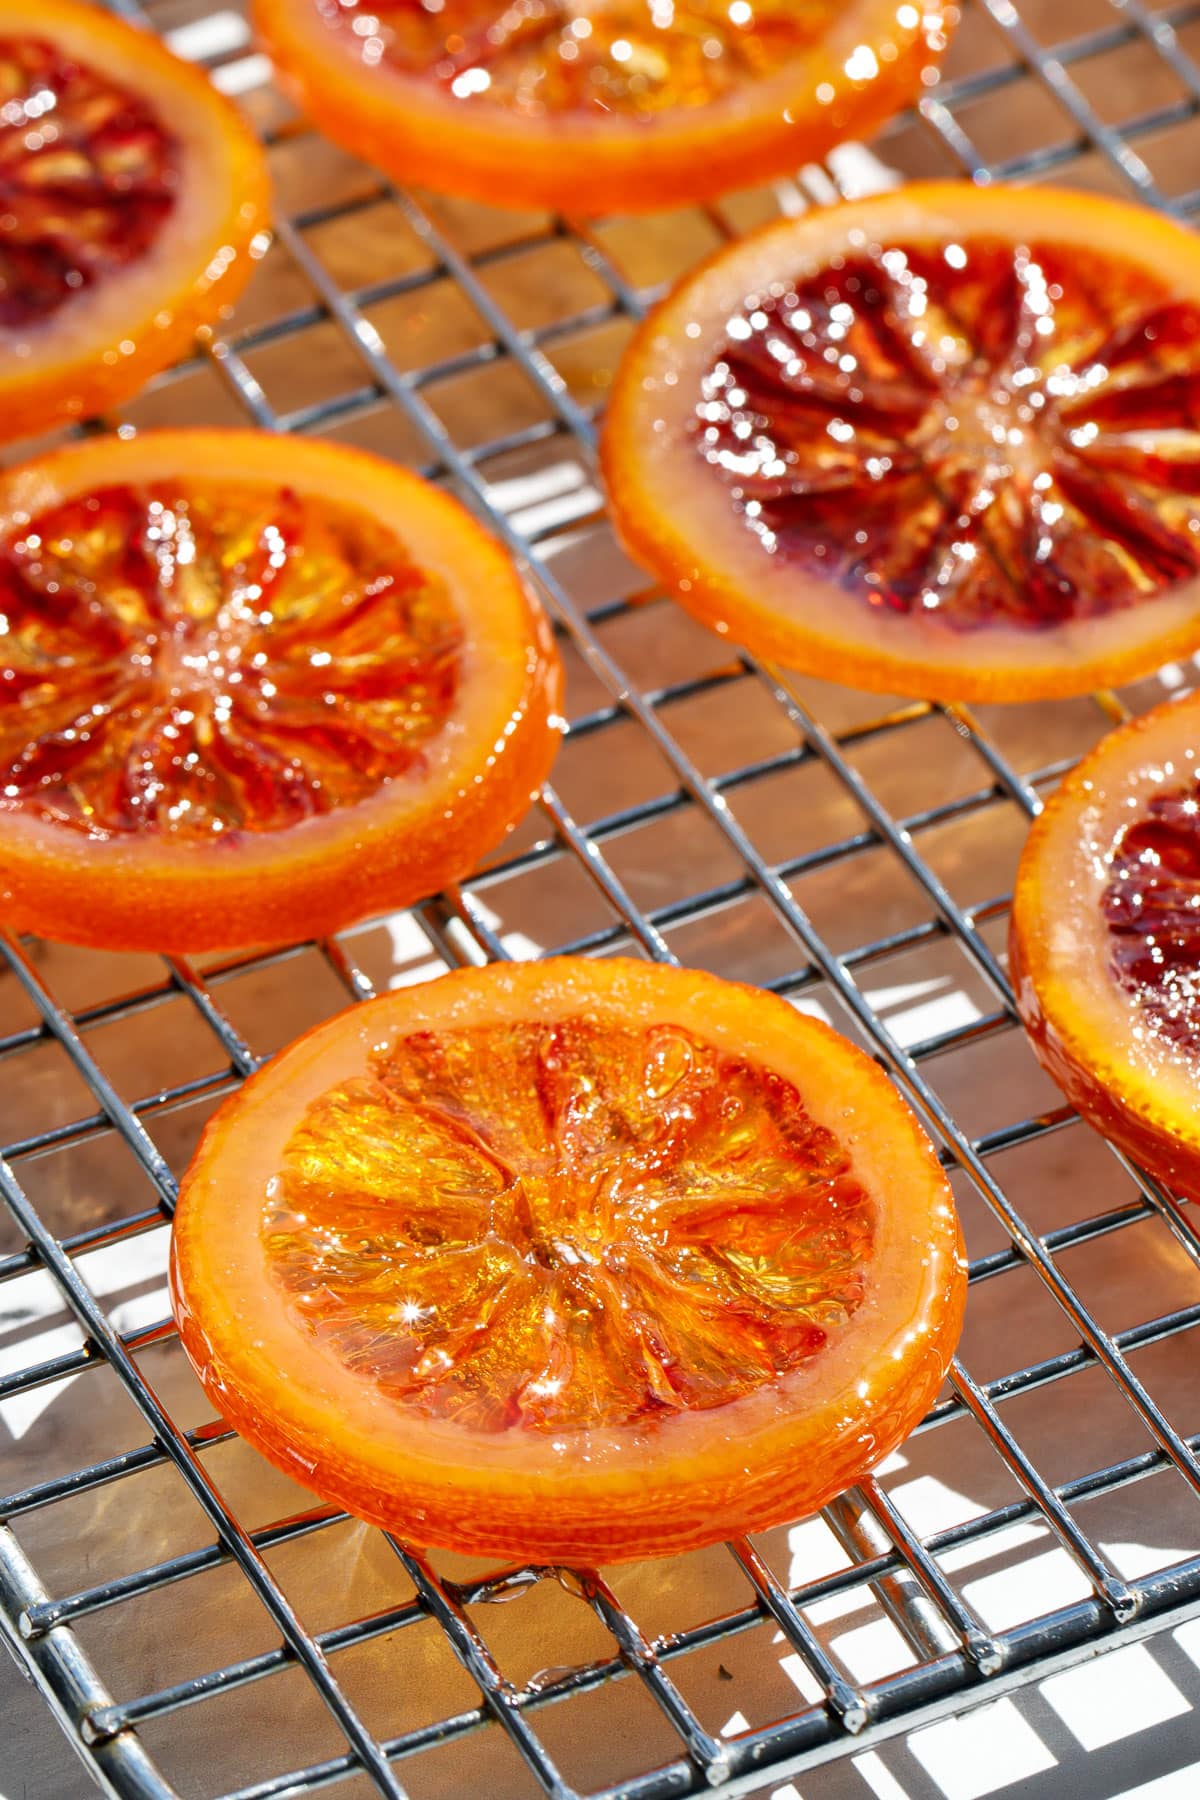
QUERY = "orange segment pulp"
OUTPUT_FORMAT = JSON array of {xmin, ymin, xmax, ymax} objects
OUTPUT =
[
  {"xmin": 603, "ymin": 182, "xmax": 1200, "ymax": 701},
  {"xmin": 0, "ymin": 430, "xmax": 562, "ymax": 953},
  {"xmin": 253, "ymin": 0, "xmax": 955, "ymax": 216},
  {"xmin": 0, "ymin": 0, "xmax": 269, "ymax": 442},
  {"xmin": 0, "ymin": 32, "xmax": 175, "ymax": 328},
  {"xmin": 1012, "ymin": 693, "xmax": 1200, "ymax": 1199},
  {"xmin": 171, "ymin": 958, "xmax": 966, "ymax": 1563}
]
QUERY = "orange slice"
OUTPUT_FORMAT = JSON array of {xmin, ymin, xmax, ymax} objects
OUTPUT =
[
  {"xmin": 604, "ymin": 182, "xmax": 1200, "ymax": 701},
  {"xmin": 171, "ymin": 957, "xmax": 966, "ymax": 1564},
  {"xmin": 1012, "ymin": 694, "xmax": 1200, "ymax": 1199},
  {"xmin": 0, "ymin": 429, "xmax": 561, "ymax": 954},
  {"xmin": 0, "ymin": 0, "xmax": 269, "ymax": 442},
  {"xmin": 253, "ymin": 0, "xmax": 955, "ymax": 217}
]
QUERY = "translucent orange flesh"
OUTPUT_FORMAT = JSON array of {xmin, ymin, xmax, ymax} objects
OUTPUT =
[
  {"xmin": 263, "ymin": 1016, "xmax": 874, "ymax": 1434},
  {"xmin": 0, "ymin": 34, "xmax": 178, "ymax": 328},
  {"xmin": 696, "ymin": 236, "xmax": 1200, "ymax": 631},
  {"xmin": 0, "ymin": 481, "xmax": 463, "ymax": 841},
  {"xmin": 320, "ymin": 0, "xmax": 831, "ymax": 115},
  {"xmin": 1103, "ymin": 783, "xmax": 1200, "ymax": 1054}
]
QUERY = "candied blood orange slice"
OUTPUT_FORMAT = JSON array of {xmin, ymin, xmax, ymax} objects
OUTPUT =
[
  {"xmin": 0, "ymin": 429, "xmax": 561, "ymax": 954},
  {"xmin": 170, "ymin": 957, "xmax": 965, "ymax": 1563},
  {"xmin": 604, "ymin": 182, "xmax": 1200, "ymax": 701},
  {"xmin": 0, "ymin": 0, "xmax": 269, "ymax": 443},
  {"xmin": 1012, "ymin": 693, "xmax": 1200, "ymax": 1198},
  {"xmin": 253, "ymin": 0, "xmax": 953, "ymax": 217}
]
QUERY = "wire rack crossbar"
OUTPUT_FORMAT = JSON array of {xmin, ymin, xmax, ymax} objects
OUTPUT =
[{"xmin": 6, "ymin": 3, "xmax": 1200, "ymax": 1798}]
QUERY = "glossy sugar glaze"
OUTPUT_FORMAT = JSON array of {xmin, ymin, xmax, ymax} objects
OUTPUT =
[
  {"xmin": 264, "ymin": 1016, "xmax": 875, "ymax": 1433},
  {"xmin": 1103, "ymin": 781, "xmax": 1200, "ymax": 1055},
  {"xmin": 0, "ymin": 480, "xmax": 463, "ymax": 841},
  {"xmin": 0, "ymin": 34, "xmax": 178, "ymax": 329},
  {"xmin": 319, "ymin": 0, "xmax": 833, "ymax": 115},
  {"xmin": 696, "ymin": 236, "xmax": 1200, "ymax": 631}
]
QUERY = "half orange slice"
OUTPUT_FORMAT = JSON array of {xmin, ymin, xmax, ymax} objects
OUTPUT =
[
  {"xmin": 0, "ymin": 0, "xmax": 269, "ymax": 442},
  {"xmin": 604, "ymin": 182, "xmax": 1200, "ymax": 701},
  {"xmin": 1012, "ymin": 694, "xmax": 1200, "ymax": 1199},
  {"xmin": 171, "ymin": 957, "xmax": 966, "ymax": 1564},
  {"xmin": 254, "ymin": 0, "xmax": 954, "ymax": 217},
  {"xmin": 0, "ymin": 429, "xmax": 561, "ymax": 953}
]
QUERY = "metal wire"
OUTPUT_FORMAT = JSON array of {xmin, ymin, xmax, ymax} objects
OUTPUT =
[{"xmin": 5, "ymin": 2, "xmax": 1200, "ymax": 1797}]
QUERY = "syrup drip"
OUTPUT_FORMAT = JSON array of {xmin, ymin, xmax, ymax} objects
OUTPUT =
[
  {"xmin": 1103, "ymin": 780, "xmax": 1200, "ymax": 1054},
  {"xmin": 0, "ymin": 480, "xmax": 463, "ymax": 840},
  {"xmin": 0, "ymin": 35, "xmax": 179, "ymax": 329},
  {"xmin": 264, "ymin": 1017, "xmax": 874, "ymax": 1433},
  {"xmin": 695, "ymin": 236, "xmax": 1200, "ymax": 631},
  {"xmin": 321, "ymin": 0, "xmax": 846, "ymax": 116}
]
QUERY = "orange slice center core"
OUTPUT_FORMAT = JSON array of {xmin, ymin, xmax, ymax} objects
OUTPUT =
[
  {"xmin": 1103, "ymin": 775, "xmax": 1200, "ymax": 1053},
  {"xmin": 695, "ymin": 236, "xmax": 1200, "ymax": 630},
  {"xmin": 0, "ymin": 35, "xmax": 179, "ymax": 330},
  {"xmin": 263, "ymin": 1017, "xmax": 874, "ymax": 1433},
  {"xmin": 0, "ymin": 480, "xmax": 463, "ymax": 841},
  {"xmin": 319, "ymin": 0, "xmax": 835, "ymax": 115}
]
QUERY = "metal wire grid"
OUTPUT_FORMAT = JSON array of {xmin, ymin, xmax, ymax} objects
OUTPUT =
[{"xmin": 5, "ymin": 1, "xmax": 1200, "ymax": 1796}]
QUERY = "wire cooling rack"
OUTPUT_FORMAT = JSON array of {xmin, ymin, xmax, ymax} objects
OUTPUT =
[{"xmin": 7, "ymin": 3, "xmax": 1200, "ymax": 1797}]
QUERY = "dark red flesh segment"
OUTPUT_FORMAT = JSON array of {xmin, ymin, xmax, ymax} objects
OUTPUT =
[
  {"xmin": 1103, "ymin": 783, "xmax": 1200, "ymax": 1054},
  {"xmin": 694, "ymin": 236, "xmax": 1200, "ymax": 632},
  {"xmin": 0, "ymin": 35, "xmax": 179, "ymax": 329},
  {"xmin": 0, "ymin": 479, "xmax": 463, "ymax": 841}
]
